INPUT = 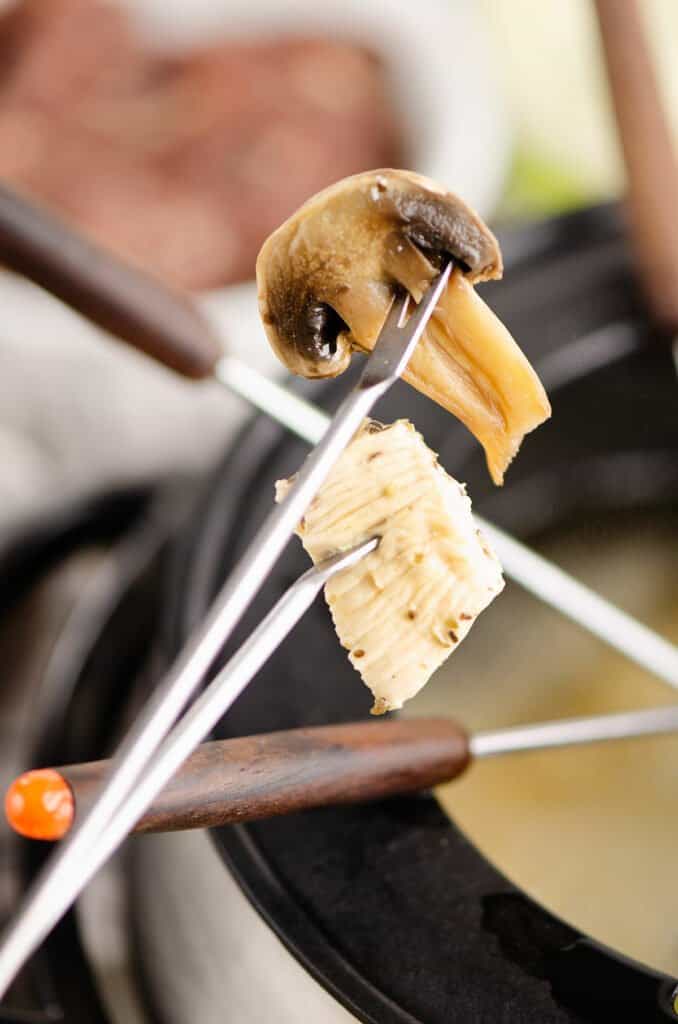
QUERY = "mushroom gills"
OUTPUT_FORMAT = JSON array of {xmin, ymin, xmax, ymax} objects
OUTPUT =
[
  {"xmin": 257, "ymin": 169, "xmax": 550, "ymax": 485},
  {"xmin": 275, "ymin": 419, "xmax": 504, "ymax": 713}
]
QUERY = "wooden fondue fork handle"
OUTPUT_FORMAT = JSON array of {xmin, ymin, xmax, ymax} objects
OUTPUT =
[
  {"xmin": 5, "ymin": 719, "xmax": 471, "ymax": 839},
  {"xmin": 8, "ymin": 705, "xmax": 678, "ymax": 840},
  {"xmin": 0, "ymin": 183, "xmax": 221, "ymax": 378},
  {"xmin": 594, "ymin": 0, "xmax": 678, "ymax": 330}
]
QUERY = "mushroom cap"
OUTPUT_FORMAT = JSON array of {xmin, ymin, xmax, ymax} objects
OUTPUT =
[
  {"xmin": 257, "ymin": 169, "xmax": 549, "ymax": 485},
  {"xmin": 256, "ymin": 169, "xmax": 502, "ymax": 378}
]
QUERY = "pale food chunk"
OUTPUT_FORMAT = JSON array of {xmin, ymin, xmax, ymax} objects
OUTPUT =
[{"xmin": 276, "ymin": 420, "xmax": 504, "ymax": 712}]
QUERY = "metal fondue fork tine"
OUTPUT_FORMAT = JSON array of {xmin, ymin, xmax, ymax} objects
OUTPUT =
[{"xmin": 0, "ymin": 266, "xmax": 451, "ymax": 998}]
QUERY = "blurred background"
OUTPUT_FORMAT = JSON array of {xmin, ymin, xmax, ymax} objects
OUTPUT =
[
  {"xmin": 0, "ymin": 1, "xmax": 677, "ymax": 1021},
  {"xmin": 0, "ymin": 0, "xmax": 676, "ymax": 546},
  {"xmin": 484, "ymin": 0, "xmax": 678, "ymax": 218},
  {"xmin": 0, "ymin": 0, "xmax": 676, "ymax": 540}
]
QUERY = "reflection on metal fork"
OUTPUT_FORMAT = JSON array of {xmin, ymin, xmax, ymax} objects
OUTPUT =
[{"xmin": 0, "ymin": 267, "xmax": 451, "ymax": 998}]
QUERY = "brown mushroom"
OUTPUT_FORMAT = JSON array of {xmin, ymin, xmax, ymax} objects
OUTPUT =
[{"xmin": 256, "ymin": 169, "xmax": 550, "ymax": 484}]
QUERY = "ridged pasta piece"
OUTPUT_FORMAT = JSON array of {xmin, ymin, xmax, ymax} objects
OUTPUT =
[{"xmin": 276, "ymin": 419, "xmax": 504, "ymax": 712}]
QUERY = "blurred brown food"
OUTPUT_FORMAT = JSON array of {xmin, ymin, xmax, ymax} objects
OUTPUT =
[{"xmin": 0, "ymin": 0, "xmax": 403, "ymax": 290}]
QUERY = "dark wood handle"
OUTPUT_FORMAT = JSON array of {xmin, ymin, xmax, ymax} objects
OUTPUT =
[
  {"xmin": 0, "ymin": 184, "xmax": 222, "ymax": 378},
  {"xmin": 594, "ymin": 0, "xmax": 678, "ymax": 330},
  {"xmin": 61, "ymin": 718, "xmax": 471, "ymax": 834}
]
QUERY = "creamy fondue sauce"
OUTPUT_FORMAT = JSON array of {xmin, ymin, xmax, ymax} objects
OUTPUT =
[{"xmin": 403, "ymin": 515, "xmax": 678, "ymax": 974}]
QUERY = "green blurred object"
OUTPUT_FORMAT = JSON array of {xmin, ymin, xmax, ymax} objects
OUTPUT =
[
  {"xmin": 480, "ymin": 0, "xmax": 678, "ymax": 224},
  {"xmin": 499, "ymin": 142, "xmax": 595, "ymax": 222}
]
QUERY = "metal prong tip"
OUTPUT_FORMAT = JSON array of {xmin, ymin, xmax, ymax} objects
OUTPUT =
[
  {"xmin": 5, "ymin": 770, "xmax": 74, "ymax": 841},
  {"xmin": 324, "ymin": 536, "xmax": 379, "ymax": 572},
  {"xmin": 311, "ymin": 537, "xmax": 379, "ymax": 586}
]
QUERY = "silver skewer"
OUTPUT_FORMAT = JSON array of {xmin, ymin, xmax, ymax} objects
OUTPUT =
[
  {"xmin": 217, "ymin": 357, "xmax": 678, "ymax": 692},
  {"xmin": 0, "ymin": 268, "xmax": 451, "ymax": 997},
  {"xmin": 471, "ymin": 705, "xmax": 678, "ymax": 758},
  {"xmin": 477, "ymin": 521, "xmax": 678, "ymax": 689}
]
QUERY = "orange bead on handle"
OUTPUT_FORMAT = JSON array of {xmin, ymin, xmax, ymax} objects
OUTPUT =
[{"xmin": 5, "ymin": 769, "xmax": 74, "ymax": 841}]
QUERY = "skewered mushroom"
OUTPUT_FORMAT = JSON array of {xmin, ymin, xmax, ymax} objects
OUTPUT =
[
  {"xmin": 257, "ymin": 169, "xmax": 550, "ymax": 484},
  {"xmin": 276, "ymin": 419, "xmax": 504, "ymax": 713}
]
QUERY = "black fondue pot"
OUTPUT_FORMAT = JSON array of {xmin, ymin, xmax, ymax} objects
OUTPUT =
[{"xmin": 11, "ymin": 204, "xmax": 678, "ymax": 1023}]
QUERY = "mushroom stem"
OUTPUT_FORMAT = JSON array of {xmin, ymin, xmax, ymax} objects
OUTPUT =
[{"xmin": 403, "ymin": 271, "xmax": 551, "ymax": 484}]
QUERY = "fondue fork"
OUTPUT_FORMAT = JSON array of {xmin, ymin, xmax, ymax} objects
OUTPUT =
[
  {"xmin": 7, "ymin": 706, "xmax": 678, "ymax": 840},
  {"xmin": 1, "ymin": 187, "xmax": 678, "ymax": 996},
  {"xmin": 0, "ymin": 265, "xmax": 449, "ymax": 997},
  {"xmin": 1, "ymin": 185, "xmax": 677, "ymax": 690}
]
